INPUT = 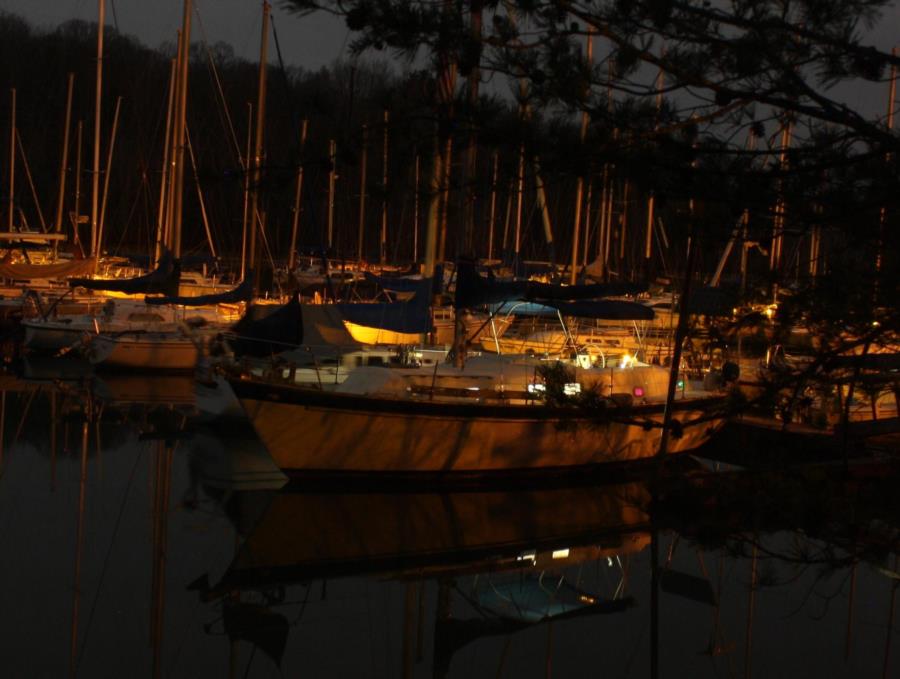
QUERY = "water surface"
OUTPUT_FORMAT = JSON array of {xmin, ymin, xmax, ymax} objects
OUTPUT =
[{"xmin": 0, "ymin": 374, "xmax": 897, "ymax": 678}]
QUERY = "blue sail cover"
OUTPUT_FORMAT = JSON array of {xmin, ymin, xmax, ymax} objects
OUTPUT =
[
  {"xmin": 69, "ymin": 250, "xmax": 179, "ymax": 296},
  {"xmin": 549, "ymin": 299, "xmax": 655, "ymax": 320},
  {"xmin": 454, "ymin": 260, "xmax": 647, "ymax": 309},
  {"xmin": 363, "ymin": 270, "xmax": 426, "ymax": 294},
  {"xmin": 336, "ymin": 277, "xmax": 432, "ymax": 333},
  {"xmin": 489, "ymin": 299, "xmax": 654, "ymax": 320},
  {"xmin": 454, "ymin": 260, "xmax": 653, "ymax": 320},
  {"xmin": 145, "ymin": 277, "xmax": 254, "ymax": 306}
]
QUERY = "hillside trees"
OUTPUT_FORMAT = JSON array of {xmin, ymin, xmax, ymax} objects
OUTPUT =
[
  {"xmin": 284, "ymin": 0, "xmax": 900, "ymax": 341},
  {"xmin": 0, "ymin": 11, "xmax": 498, "ymax": 265}
]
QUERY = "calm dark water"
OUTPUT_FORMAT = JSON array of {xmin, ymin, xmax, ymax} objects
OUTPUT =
[{"xmin": 0, "ymin": 373, "xmax": 897, "ymax": 678}]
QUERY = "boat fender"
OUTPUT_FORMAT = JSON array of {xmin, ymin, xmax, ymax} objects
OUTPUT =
[{"xmin": 669, "ymin": 418, "xmax": 684, "ymax": 439}]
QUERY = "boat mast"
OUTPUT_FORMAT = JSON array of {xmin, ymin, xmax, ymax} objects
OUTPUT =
[
  {"xmin": 163, "ymin": 33, "xmax": 183, "ymax": 253},
  {"xmin": 327, "ymin": 138, "xmax": 336, "ymax": 250},
  {"xmin": 619, "ymin": 179, "xmax": 630, "ymax": 268},
  {"xmin": 54, "ymin": 73, "xmax": 75, "ymax": 259},
  {"xmin": 96, "ymin": 96, "xmax": 122, "ymax": 258},
  {"xmin": 644, "ymin": 61, "xmax": 665, "ymax": 272},
  {"xmin": 357, "ymin": 123, "xmax": 368, "ymax": 262},
  {"xmin": 7, "ymin": 88, "xmax": 15, "ymax": 233},
  {"xmin": 875, "ymin": 47, "xmax": 897, "ymax": 279},
  {"xmin": 532, "ymin": 156, "xmax": 555, "ymax": 269},
  {"xmin": 437, "ymin": 135, "xmax": 453, "ymax": 263},
  {"xmin": 73, "ymin": 121, "xmax": 84, "ymax": 253},
  {"xmin": 423, "ymin": 140, "xmax": 442, "ymax": 280},
  {"xmin": 424, "ymin": 0, "xmax": 457, "ymax": 280},
  {"xmin": 16, "ymin": 129, "xmax": 48, "ymax": 232},
  {"xmin": 710, "ymin": 131, "xmax": 757, "ymax": 288},
  {"xmin": 502, "ymin": 176, "xmax": 513, "ymax": 255},
  {"xmin": 570, "ymin": 29, "xmax": 593, "ymax": 284},
  {"xmin": 596, "ymin": 75, "xmax": 616, "ymax": 277},
  {"xmin": 581, "ymin": 177, "xmax": 592, "ymax": 267},
  {"xmin": 413, "ymin": 150, "xmax": 420, "ymax": 263},
  {"xmin": 155, "ymin": 58, "xmax": 177, "ymax": 263},
  {"xmin": 603, "ymin": 163, "xmax": 614, "ymax": 271},
  {"xmin": 90, "ymin": 0, "xmax": 104, "ymax": 257},
  {"xmin": 287, "ymin": 119, "xmax": 308, "ymax": 271},
  {"xmin": 186, "ymin": 126, "xmax": 217, "ymax": 259},
  {"xmin": 461, "ymin": 1, "xmax": 483, "ymax": 258},
  {"xmin": 247, "ymin": 0, "xmax": 270, "ymax": 284},
  {"xmin": 380, "ymin": 109, "xmax": 389, "ymax": 265},
  {"xmin": 170, "ymin": 0, "xmax": 193, "ymax": 259},
  {"xmin": 513, "ymin": 141, "xmax": 525, "ymax": 265},
  {"xmin": 487, "ymin": 150, "xmax": 498, "ymax": 260},
  {"xmin": 240, "ymin": 102, "xmax": 251, "ymax": 280},
  {"xmin": 769, "ymin": 119, "xmax": 793, "ymax": 277}
]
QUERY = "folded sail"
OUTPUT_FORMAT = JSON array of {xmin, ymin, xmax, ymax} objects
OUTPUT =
[
  {"xmin": 227, "ymin": 295, "xmax": 303, "ymax": 357},
  {"xmin": 336, "ymin": 276, "xmax": 433, "ymax": 334},
  {"xmin": 145, "ymin": 277, "xmax": 253, "ymax": 306},
  {"xmin": 69, "ymin": 250, "xmax": 179, "ymax": 296}
]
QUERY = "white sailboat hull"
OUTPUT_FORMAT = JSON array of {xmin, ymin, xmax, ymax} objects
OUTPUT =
[{"xmin": 87, "ymin": 333, "xmax": 200, "ymax": 371}]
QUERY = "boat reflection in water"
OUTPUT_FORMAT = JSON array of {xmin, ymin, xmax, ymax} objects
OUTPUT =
[
  {"xmin": 188, "ymin": 435, "xmax": 900, "ymax": 679},
  {"xmin": 210, "ymin": 480, "xmax": 651, "ymax": 587},
  {"xmin": 196, "ymin": 471, "xmax": 655, "ymax": 676}
]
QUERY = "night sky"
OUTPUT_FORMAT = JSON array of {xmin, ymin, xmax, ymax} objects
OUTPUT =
[
  {"xmin": 3, "ymin": 0, "xmax": 350, "ymax": 70},
  {"xmin": 7, "ymin": 0, "xmax": 900, "ymax": 120}
]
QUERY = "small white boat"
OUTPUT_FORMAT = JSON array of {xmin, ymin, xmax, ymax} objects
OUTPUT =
[
  {"xmin": 22, "ymin": 308, "xmax": 177, "ymax": 352},
  {"xmin": 84, "ymin": 330, "xmax": 201, "ymax": 372},
  {"xmin": 22, "ymin": 301, "xmax": 235, "ymax": 352}
]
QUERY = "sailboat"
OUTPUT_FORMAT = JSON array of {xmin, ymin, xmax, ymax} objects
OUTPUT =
[
  {"xmin": 228, "ymin": 263, "xmax": 735, "ymax": 479},
  {"xmin": 22, "ymin": 251, "xmax": 246, "ymax": 364},
  {"xmin": 34, "ymin": 0, "xmax": 250, "ymax": 372},
  {"xmin": 229, "ymin": 358, "xmax": 729, "ymax": 478},
  {"xmin": 80, "ymin": 275, "xmax": 252, "ymax": 371}
]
